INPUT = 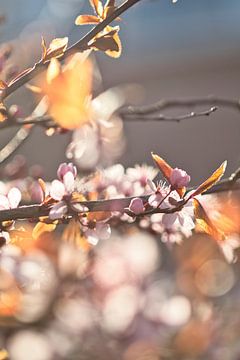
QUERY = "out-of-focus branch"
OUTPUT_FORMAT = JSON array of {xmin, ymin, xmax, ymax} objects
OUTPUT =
[
  {"xmin": 0, "ymin": 0, "xmax": 141, "ymax": 101},
  {"xmin": 121, "ymin": 106, "xmax": 218, "ymax": 122},
  {"xmin": 0, "ymin": 127, "xmax": 31, "ymax": 164},
  {"xmin": 119, "ymin": 96, "xmax": 240, "ymax": 117}
]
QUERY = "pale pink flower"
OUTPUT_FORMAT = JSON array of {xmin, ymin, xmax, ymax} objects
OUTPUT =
[
  {"xmin": 57, "ymin": 162, "xmax": 77, "ymax": 181},
  {"xmin": 49, "ymin": 163, "xmax": 77, "ymax": 220},
  {"xmin": 170, "ymin": 168, "xmax": 190, "ymax": 189},
  {"xmin": 0, "ymin": 187, "xmax": 21, "ymax": 210},
  {"xmin": 147, "ymin": 180, "xmax": 169, "ymax": 208},
  {"xmin": 129, "ymin": 198, "xmax": 144, "ymax": 215},
  {"xmin": 83, "ymin": 222, "xmax": 111, "ymax": 246},
  {"xmin": 162, "ymin": 192, "xmax": 194, "ymax": 231}
]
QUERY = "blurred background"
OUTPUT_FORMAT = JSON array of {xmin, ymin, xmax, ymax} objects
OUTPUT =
[
  {"xmin": 1, "ymin": 1, "xmax": 240, "ymax": 359},
  {"xmin": 0, "ymin": 0, "xmax": 240, "ymax": 182}
]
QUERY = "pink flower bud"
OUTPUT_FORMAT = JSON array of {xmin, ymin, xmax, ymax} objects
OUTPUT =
[
  {"xmin": 57, "ymin": 162, "xmax": 77, "ymax": 180},
  {"xmin": 129, "ymin": 198, "xmax": 144, "ymax": 214},
  {"xmin": 170, "ymin": 168, "xmax": 190, "ymax": 188}
]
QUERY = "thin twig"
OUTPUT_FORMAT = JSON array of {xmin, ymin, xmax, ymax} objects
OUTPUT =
[
  {"xmin": 1, "ymin": 0, "xmax": 141, "ymax": 101},
  {"xmin": 119, "ymin": 96, "xmax": 240, "ymax": 116},
  {"xmin": 122, "ymin": 106, "xmax": 217, "ymax": 122}
]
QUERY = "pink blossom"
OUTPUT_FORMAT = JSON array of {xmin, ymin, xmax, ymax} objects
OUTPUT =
[
  {"xmin": 162, "ymin": 192, "xmax": 194, "ymax": 231},
  {"xmin": 147, "ymin": 180, "xmax": 169, "ymax": 208},
  {"xmin": 170, "ymin": 168, "xmax": 190, "ymax": 189},
  {"xmin": 129, "ymin": 198, "xmax": 144, "ymax": 215},
  {"xmin": 83, "ymin": 222, "xmax": 111, "ymax": 246},
  {"xmin": 0, "ymin": 187, "xmax": 21, "ymax": 210},
  {"xmin": 57, "ymin": 162, "xmax": 77, "ymax": 181}
]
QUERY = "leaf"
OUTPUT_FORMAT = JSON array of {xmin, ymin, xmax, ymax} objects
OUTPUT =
[
  {"xmin": 90, "ymin": 33, "xmax": 120, "ymax": 52},
  {"xmin": 41, "ymin": 57, "xmax": 92, "ymax": 129},
  {"xmin": 105, "ymin": 0, "xmax": 116, "ymax": 7},
  {"xmin": 0, "ymin": 349, "xmax": 8, "ymax": 360},
  {"xmin": 194, "ymin": 198, "xmax": 223, "ymax": 241},
  {"xmin": 190, "ymin": 161, "xmax": 227, "ymax": 198},
  {"xmin": 32, "ymin": 221, "xmax": 56, "ymax": 240},
  {"xmin": 89, "ymin": 0, "xmax": 103, "ymax": 17},
  {"xmin": 41, "ymin": 36, "xmax": 47, "ymax": 62},
  {"xmin": 43, "ymin": 37, "xmax": 68, "ymax": 62},
  {"xmin": 90, "ymin": 26, "xmax": 122, "ymax": 58},
  {"xmin": 75, "ymin": 14, "xmax": 100, "ymax": 25},
  {"xmin": 0, "ymin": 80, "xmax": 8, "ymax": 90},
  {"xmin": 105, "ymin": 28, "xmax": 122, "ymax": 58},
  {"xmin": 151, "ymin": 152, "xmax": 173, "ymax": 181},
  {"xmin": 38, "ymin": 178, "xmax": 47, "ymax": 200},
  {"xmin": 46, "ymin": 58, "xmax": 61, "ymax": 84},
  {"xmin": 0, "ymin": 102, "xmax": 7, "ymax": 122}
]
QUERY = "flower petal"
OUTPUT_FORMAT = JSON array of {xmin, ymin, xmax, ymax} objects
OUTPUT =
[
  {"xmin": 50, "ymin": 180, "xmax": 65, "ymax": 200},
  {"xmin": 8, "ymin": 187, "xmax": 21, "ymax": 208},
  {"xmin": 49, "ymin": 201, "xmax": 68, "ymax": 220}
]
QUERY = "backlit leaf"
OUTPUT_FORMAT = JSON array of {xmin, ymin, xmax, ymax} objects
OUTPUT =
[
  {"xmin": 190, "ymin": 161, "xmax": 227, "ymax": 198},
  {"xmin": 89, "ymin": 0, "xmax": 103, "ymax": 17},
  {"xmin": 151, "ymin": 152, "xmax": 173, "ymax": 181},
  {"xmin": 0, "ymin": 80, "xmax": 8, "ymax": 90},
  {"xmin": 43, "ymin": 37, "xmax": 68, "ymax": 62},
  {"xmin": 194, "ymin": 198, "xmax": 223, "ymax": 241},
  {"xmin": 32, "ymin": 221, "xmax": 56, "ymax": 240},
  {"xmin": 75, "ymin": 14, "xmax": 100, "ymax": 25},
  {"xmin": 0, "ymin": 102, "xmax": 7, "ymax": 122},
  {"xmin": 41, "ymin": 36, "xmax": 47, "ymax": 61},
  {"xmin": 41, "ymin": 56, "xmax": 92, "ymax": 129}
]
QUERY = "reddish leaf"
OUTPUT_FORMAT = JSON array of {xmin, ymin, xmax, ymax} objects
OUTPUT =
[
  {"xmin": 44, "ymin": 37, "xmax": 68, "ymax": 62},
  {"xmin": 41, "ymin": 36, "xmax": 47, "ymax": 62},
  {"xmin": 90, "ymin": 33, "xmax": 120, "ymax": 52},
  {"xmin": 0, "ymin": 80, "xmax": 8, "ymax": 90},
  {"xmin": 0, "ymin": 102, "xmax": 7, "ymax": 122},
  {"xmin": 194, "ymin": 198, "xmax": 223, "ymax": 241},
  {"xmin": 190, "ymin": 161, "xmax": 227, "ymax": 198},
  {"xmin": 151, "ymin": 152, "xmax": 173, "ymax": 182},
  {"xmin": 75, "ymin": 14, "xmax": 100, "ymax": 25}
]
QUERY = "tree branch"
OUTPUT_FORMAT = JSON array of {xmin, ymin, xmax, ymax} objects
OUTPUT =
[
  {"xmin": 119, "ymin": 96, "xmax": 240, "ymax": 116},
  {"xmin": 1, "ymin": 0, "xmax": 141, "ymax": 101}
]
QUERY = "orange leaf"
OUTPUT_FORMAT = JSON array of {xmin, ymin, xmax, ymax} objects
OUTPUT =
[
  {"xmin": 89, "ymin": 0, "xmax": 103, "ymax": 17},
  {"xmin": 105, "ymin": 28, "xmax": 122, "ymax": 58},
  {"xmin": 43, "ymin": 37, "xmax": 68, "ymax": 62},
  {"xmin": 0, "ymin": 80, "xmax": 8, "ymax": 90},
  {"xmin": 32, "ymin": 221, "xmax": 56, "ymax": 240},
  {"xmin": 75, "ymin": 14, "xmax": 100, "ymax": 25},
  {"xmin": 41, "ymin": 56, "xmax": 92, "ymax": 129},
  {"xmin": 151, "ymin": 152, "xmax": 173, "ymax": 181},
  {"xmin": 90, "ymin": 33, "xmax": 120, "ymax": 52},
  {"xmin": 38, "ymin": 178, "xmax": 47, "ymax": 200},
  {"xmin": 194, "ymin": 198, "xmax": 223, "ymax": 241},
  {"xmin": 190, "ymin": 161, "xmax": 227, "ymax": 198},
  {"xmin": 0, "ymin": 102, "xmax": 7, "ymax": 122},
  {"xmin": 103, "ymin": 5, "xmax": 117, "ymax": 18}
]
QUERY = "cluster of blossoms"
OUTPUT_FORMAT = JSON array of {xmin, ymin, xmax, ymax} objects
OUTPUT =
[{"xmin": 0, "ymin": 153, "xmax": 239, "ymax": 262}]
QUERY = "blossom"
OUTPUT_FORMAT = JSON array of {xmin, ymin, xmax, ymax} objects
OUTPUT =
[
  {"xmin": 0, "ymin": 187, "xmax": 21, "ymax": 210},
  {"xmin": 129, "ymin": 198, "xmax": 144, "ymax": 215},
  {"xmin": 169, "ymin": 168, "xmax": 191, "ymax": 189},
  {"xmin": 49, "ymin": 163, "xmax": 77, "ymax": 220},
  {"xmin": 162, "ymin": 191, "xmax": 194, "ymax": 231},
  {"xmin": 147, "ymin": 180, "xmax": 169, "ymax": 208},
  {"xmin": 83, "ymin": 222, "xmax": 111, "ymax": 246}
]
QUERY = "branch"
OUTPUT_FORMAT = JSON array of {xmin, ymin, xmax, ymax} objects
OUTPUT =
[
  {"xmin": 0, "ymin": 173, "xmax": 240, "ymax": 223},
  {"xmin": 1, "ymin": 0, "xmax": 141, "ymax": 101},
  {"xmin": 122, "ymin": 106, "xmax": 218, "ymax": 122},
  {"xmin": 119, "ymin": 96, "xmax": 240, "ymax": 117},
  {"xmin": 0, "ymin": 127, "xmax": 31, "ymax": 164}
]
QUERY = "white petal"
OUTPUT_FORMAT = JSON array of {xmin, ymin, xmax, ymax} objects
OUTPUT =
[
  {"xmin": 162, "ymin": 213, "xmax": 178, "ymax": 229},
  {"xmin": 63, "ymin": 171, "xmax": 75, "ymax": 193},
  {"xmin": 8, "ymin": 187, "xmax": 21, "ymax": 208},
  {"xmin": 50, "ymin": 180, "xmax": 65, "ymax": 200},
  {"xmin": 0, "ymin": 195, "xmax": 10, "ymax": 209}
]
